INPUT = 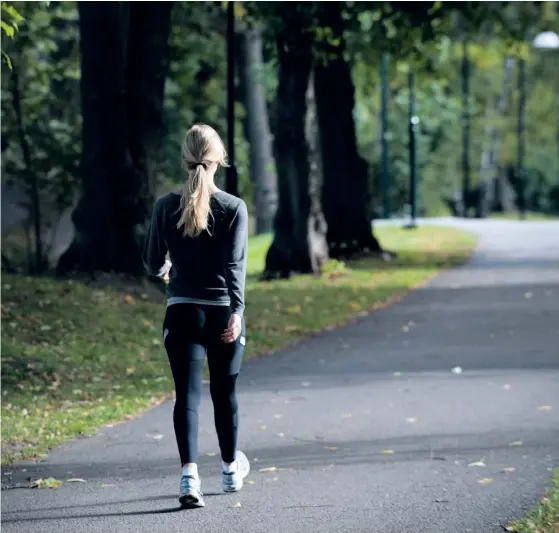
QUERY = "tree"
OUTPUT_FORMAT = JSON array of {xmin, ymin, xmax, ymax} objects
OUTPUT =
[
  {"xmin": 58, "ymin": 1, "xmax": 173, "ymax": 275},
  {"xmin": 239, "ymin": 26, "xmax": 277, "ymax": 235},
  {"xmin": 314, "ymin": 2, "xmax": 385, "ymax": 259},
  {"xmin": 263, "ymin": 4, "xmax": 328, "ymax": 278}
]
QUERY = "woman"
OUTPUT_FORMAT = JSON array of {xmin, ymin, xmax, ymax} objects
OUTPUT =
[{"xmin": 143, "ymin": 124, "xmax": 249, "ymax": 508}]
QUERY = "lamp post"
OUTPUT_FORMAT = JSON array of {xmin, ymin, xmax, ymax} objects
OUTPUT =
[
  {"xmin": 226, "ymin": 1, "xmax": 238, "ymax": 197},
  {"xmin": 532, "ymin": 31, "xmax": 559, "ymax": 187},
  {"xmin": 406, "ymin": 71, "xmax": 418, "ymax": 229},
  {"xmin": 461, "ymin": 38, "xmax": 470, "ymax": 217},
  {"xmin": 380, "ymin": 53, "xmax": 391, "ymax": 219},
  {"xmin": 517, "ymin": 31, "xmax": 559, "ymax": 219}
]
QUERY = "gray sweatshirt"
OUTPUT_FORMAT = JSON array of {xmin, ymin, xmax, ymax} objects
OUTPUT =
[{"xmin": 142, "ymin": 190, "xmax": 248, "ymax": 317}]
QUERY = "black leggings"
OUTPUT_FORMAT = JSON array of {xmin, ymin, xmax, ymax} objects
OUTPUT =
[{"xmin": 163, "ymin": 303, "xmax": 245, "ymax": 465}]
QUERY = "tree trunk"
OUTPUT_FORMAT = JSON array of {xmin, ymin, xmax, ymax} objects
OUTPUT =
[
  {"xmin": 314, "ymin": 2, "xmax": 384, "ymax": 259},
  {"xmin": 263, "ymin": 9, "xmax": 327, "ymax": 279},
  {"xmin": 241, "ymin": 27, "xmax": 277, "ymax": 235},
  {"xmin": 60, "ymin": 1, "xmax": 172, "ymax": 276},
  {"xmin": 477, "ymin": 57, "xmax": 514, "ymax": 218}
]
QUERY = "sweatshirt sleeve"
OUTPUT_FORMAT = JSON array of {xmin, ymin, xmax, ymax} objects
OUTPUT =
[
  {"xmin": 142, "ymin": 198, "xmax": 168, "ymax": 277},
  {"xmin": 226, "ymin": 201, "xmax": 248, "ymax": 317}
]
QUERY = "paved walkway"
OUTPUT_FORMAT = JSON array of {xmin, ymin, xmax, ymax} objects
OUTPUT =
[{"xmin": 3, "ymin": 219, "xmax": 559, "ymax": 533}]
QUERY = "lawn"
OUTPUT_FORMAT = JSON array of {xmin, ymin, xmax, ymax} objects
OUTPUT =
[
  {"xmin": 507, "ymin": 469, "xmax": 559, "ymax": 533},
  {"xmin": 1, "ymin": 226, "xmax": 477, "ymax": 464}
]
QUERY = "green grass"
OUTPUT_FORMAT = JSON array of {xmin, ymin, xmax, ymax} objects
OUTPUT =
[
  {"xmin": 489, "ymin": 211, "xmax": 558, "ymax": 221},
  {"xmin": 507, "ymin": 469, "xmax": 559, "ymax": 533},
  {"xmin": 1, "ymin": 226, "xmax": 476, "ymax": 465}
]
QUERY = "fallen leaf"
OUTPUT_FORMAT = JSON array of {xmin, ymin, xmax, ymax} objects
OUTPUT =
[
  {"xmin": 258, "ymin": 425, "xmax": 267, "ymax": 431},
  {"xmin": 477, "ymin": 478, "xmax": 493, "ymax": 485},
  {"xmin": 468, "ymin": 460, "xmax": 486, "ymax": 467},
  {"xmin": 537, "ymin": 405, "xmax": 552, "ymax": 412},
  {"xmin": 151, "ymin": 339, "xmax": 161, "ymax": 346},
  {"xmin": 143, "ymin": 319, "xmax": 153, "ymax": 327},
  {"xmin": 33, "ymin": 477, "xmax": 62, "ymax": 489},
  {"xmin": 508, "ymin": 440, "xmax": 523, "ymax": 447},
  {"xmin": 501, "ymin": 467, "xmax": 516, "ymax": 473},
  {"xmin": 405, "ymin": 417, "xmax": 417, "ymax": 423},
  {"xmin": 382, "ymin": 449, "xmax": 394, "ymax": 454},
  {"xmin": 349, "ymin": 302, "xmax": 362, "ymax": 311},
  {"xmin": 229, "ymin": 502, "xmax": 242, "ymax": 508},
  {"xmin": 123, "ymin": 294, "xmax": 135, "ymax": 304},
  {"xmin": 126, "ymin": 366, "xmax": 136, "ymax": 375},
  {"xmin": 259, "ymin": 467, "xmax": 292, "ymax": 473},
  {"xmin": 284, "ymin": 325, "xmax": 297, "ymax": 332},
  {"xmin": 451, "ymin": 366, "xmax": 463, "ymax": 374},
  {"xmin": 324, "ymin": 446, "xmax": 338, "ymax": 451},
  {"xmin": 66, "ymin": 478, "xmax": 86, "ymax": 483},
  {"xmin": 286, "ymin": 304, "xmax": 301, "ymax": 314}
]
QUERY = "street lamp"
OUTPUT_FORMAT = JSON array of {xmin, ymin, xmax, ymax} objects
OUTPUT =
[
  {"xmin": 406, "ymin": 71, "xmax": 418, "ymax": 229},
  {"xmin": 380, "ymin": 53, "xmax": 391, "ymax": 219},
  {"xmin": 517, "ymin": 31, "xmax": 559, "ymax": 219}
]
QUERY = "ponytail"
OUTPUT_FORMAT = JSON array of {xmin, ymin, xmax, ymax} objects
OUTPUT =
[{"xmin": 177, "ymin": 162, "xmax": 212, "ymax": 237}]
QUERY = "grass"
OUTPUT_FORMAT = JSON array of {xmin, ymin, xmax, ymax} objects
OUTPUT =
[
  {"xmin": 489, "ymin": 211, "xmax": 558, "ymax": 221},
  {"xmin": 1, "ymin": 226, "xmax": 476, "ymax": 465},
  {"xmin": 507, "ymin": 469, "xmax": 559, "ymax": 533}
]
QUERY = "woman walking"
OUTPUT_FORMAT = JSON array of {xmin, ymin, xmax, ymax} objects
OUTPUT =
[{"xmin": 143, "ymin": 124, "xmax": 249, "ymax": 508}]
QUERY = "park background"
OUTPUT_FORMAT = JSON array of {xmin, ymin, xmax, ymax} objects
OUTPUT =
[{"xmin": 1, "ymin": 3, "xmax": 559, "ymax": 531}]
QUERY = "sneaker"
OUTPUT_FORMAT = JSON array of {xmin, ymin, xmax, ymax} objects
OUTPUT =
[
  {"xmin": 179, "ymin": 474, "xmax": 205, "ymax": 508},
  {"xmin": 222, "ymin": 450, "xmax": 251, "ymax": 493}
]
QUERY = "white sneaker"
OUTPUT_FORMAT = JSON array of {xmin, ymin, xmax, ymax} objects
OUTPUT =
[
  {"xmin": 222, "ymin": 451, "xmax": 250, "ymax": 493},
  {"xmin": 179, "ymin": 474, "xmax": 205, "ymax": 507}
]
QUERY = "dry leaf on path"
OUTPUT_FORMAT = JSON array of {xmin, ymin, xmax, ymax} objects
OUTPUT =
[
  {"xmin": 501, "ymin": 467, "xmax": 516, "ymax": 473},
  {"xmin": 477, "ymin": 478, "xmax": 493, "ymax": 485},
  {"xmin": 324, "ymin": 446, "xmax": 338, "ymax": 451},
  {"xmin": 382, "ymin": 450, "xmax": 394, "ymax": 454},
  {"xmin": 33, "ymin": 478, "xmax": 62, "ymax": 489}
]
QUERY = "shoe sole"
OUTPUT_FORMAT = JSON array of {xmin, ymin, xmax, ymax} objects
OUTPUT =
[
  {"xmin": 179, "ymin": 492, "xmax": 205, "ymax": 508},
  {"xmin": 223, "ymin": 482, "xmax": 243, "ymax": 493}
]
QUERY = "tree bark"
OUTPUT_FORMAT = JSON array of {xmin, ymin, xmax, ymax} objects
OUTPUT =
[
  {"xmin": 263, "ymin": 8, "xmax": 327, "ymax": 279},
  {"xmin": 314, "ymin": 2, "xmax": 384, "ymax": 259},
  {"xmin": 60, "ymin": 1, "xmax": 172, "ymax": 276},
  {"xmin": 241, "ymin": 27, "xmax": 277, "ymax": 235}
]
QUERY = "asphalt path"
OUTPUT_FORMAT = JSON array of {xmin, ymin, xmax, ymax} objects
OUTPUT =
[{"xmin": 2, "ymin": 219, "xmax": 559, "ymax": 533}]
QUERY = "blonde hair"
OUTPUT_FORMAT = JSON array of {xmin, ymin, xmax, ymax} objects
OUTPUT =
[{"xmin": 178, "ymin": 124, "xmax": 228, "ymax": 237}]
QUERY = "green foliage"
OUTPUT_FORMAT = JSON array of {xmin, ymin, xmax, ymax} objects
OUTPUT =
[{"xmin": 1, "ymin": 1, "xmax": 81, "ymax": 211}]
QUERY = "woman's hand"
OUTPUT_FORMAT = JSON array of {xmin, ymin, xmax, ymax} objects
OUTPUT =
[{"xmin": 221, "ymin": 313, "xmax": 242, "ymax": 343}]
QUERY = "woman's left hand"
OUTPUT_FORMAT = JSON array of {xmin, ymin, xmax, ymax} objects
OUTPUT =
[{"xmin": 221, "ymin": 313, "xmax": 242, "ymax": 343}]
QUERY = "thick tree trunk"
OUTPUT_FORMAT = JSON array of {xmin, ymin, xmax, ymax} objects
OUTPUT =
[
  {"xmin": 263, "ymin": 10, "xmax": 327, "ymax": 279},
  {"xmin": 241, "ymin": 27, "xmax": 277, "ymax": 235},
  {"xmin": 60, "ymin": 1, "xmax": 172, "ymax": 276},
  {"xmin": 314, "ymin": 2, "xmax": 384, "ymax": 259}
]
